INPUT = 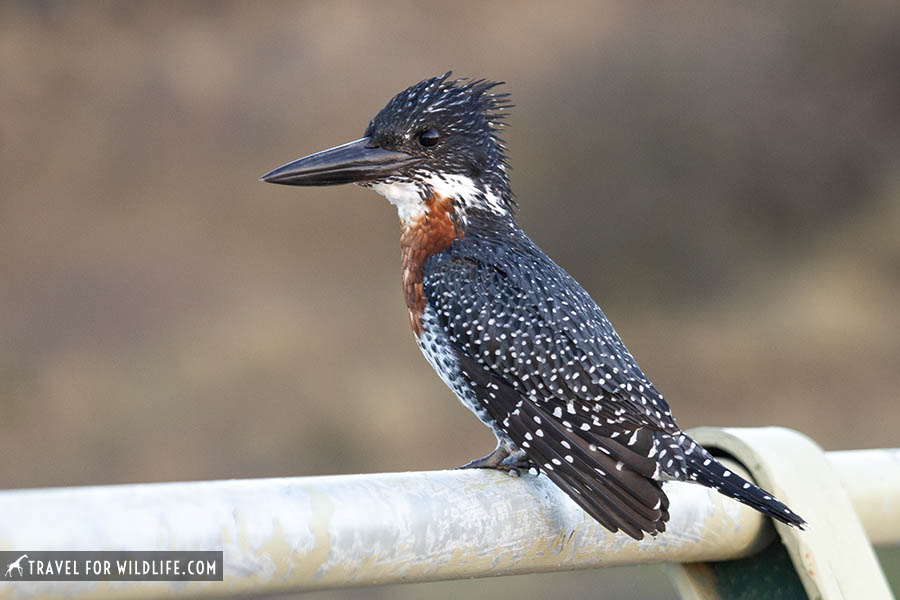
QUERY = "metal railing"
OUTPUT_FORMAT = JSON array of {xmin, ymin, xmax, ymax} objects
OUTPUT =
[{"xmin": 0, "ymin": 427, "xmax": 897, "ymax": 599}]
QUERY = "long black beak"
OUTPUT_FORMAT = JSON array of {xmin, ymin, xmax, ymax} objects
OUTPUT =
[{"xmin": 259, "ymin": 137, "xmax": 421, "ymax": 186}]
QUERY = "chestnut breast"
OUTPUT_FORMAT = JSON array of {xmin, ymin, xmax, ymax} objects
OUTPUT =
[{"xmin": 400, "ymin": 193, "xmax": 464, "ymax": 337}]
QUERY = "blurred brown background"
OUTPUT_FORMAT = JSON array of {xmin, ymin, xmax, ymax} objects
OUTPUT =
[{"xmin": 1, "ymin": 1, "xmax": 898, "ymax": 598}]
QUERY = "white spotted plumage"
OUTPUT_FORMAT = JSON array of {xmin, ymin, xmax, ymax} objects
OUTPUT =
[{"xmin": 416, "ymin": 303, "xmax": 512, "ymax": 444}]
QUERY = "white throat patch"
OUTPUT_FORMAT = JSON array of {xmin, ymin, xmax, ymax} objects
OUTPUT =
[
  {"xmin": 368, "ymin": 174, "xmax": 508, "ymax": 226},
  {"xmin": 369, "ymin": 181, "xmax": 426, "ymax": 224}
]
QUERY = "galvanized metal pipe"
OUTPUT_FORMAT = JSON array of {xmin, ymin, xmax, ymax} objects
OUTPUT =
[
  {"xmin": 0, "ymin": 448, "xmax": 896, "ymax": 598},
  {"xmin": 828, "ymin": 448, "xmax": 900, "ymax": 547}
]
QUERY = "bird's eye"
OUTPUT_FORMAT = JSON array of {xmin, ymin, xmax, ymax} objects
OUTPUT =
[{"xmin": 417, "ymin": 128, "xmax": 440, "ymax": 147}]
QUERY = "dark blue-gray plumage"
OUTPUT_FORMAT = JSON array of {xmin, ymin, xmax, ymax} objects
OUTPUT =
[{"xmin": 261, "ymin": 73, "xmax": 807, "ymax": 539}]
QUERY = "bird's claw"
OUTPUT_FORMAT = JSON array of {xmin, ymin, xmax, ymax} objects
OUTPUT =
[
  {"xmin": 457, "ymin": 446, "xmax": 508, "ymax": 470},
  {"xmin": 458, "ymin": 448, "xmax": 535, "ymax": 477},
  {"xmin": 499, "ymin": 450, "xmax": 535, "ymax": 477}
]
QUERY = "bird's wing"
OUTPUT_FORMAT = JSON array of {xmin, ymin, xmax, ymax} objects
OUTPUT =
[
  {"xmin": 423, "ymin": 248, "xmax": 678, "ymax": 538},
  {"xmin": 424, "ymin": 245, "xmax": 680, "ymax": 435},
  {"xmin": 451, "ymin": 348, "xmax": 669, "ymax": 539}
]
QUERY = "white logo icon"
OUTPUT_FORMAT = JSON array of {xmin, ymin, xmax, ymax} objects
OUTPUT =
[{"xmin": 4, "ymin": 554, "xmax": 28, "ymax": 578}]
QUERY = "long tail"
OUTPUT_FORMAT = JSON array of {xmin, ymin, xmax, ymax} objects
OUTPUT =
[{"xmin": 672, "ymin": 434, "xmax": 807, "ymax": 528}]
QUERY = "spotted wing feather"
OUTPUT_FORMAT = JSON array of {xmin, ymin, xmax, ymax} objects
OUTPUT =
[{"xmin": 454, "ymin": 350, "xmax": 669, "ymax": 539}]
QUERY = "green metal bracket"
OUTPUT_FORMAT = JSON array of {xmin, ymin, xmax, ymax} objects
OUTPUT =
[
  {"xmin": 667, "ymin": 427, "xmax": 894, "ymax": 600},
  {"xmin": 668, "ymin": 537, "xmax": 807, "ymax": 599}
]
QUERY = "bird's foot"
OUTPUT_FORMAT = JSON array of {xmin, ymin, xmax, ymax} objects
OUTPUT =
[
  {"xmin": 457, "ymin": 444, "xmax": 512, "ymax": 470},
  {"xmin": 497, "ymin": 450, "xmax": 536, "ymax": 477},
  {"xmin": 457, "ymin": 446, "xmax": 535, "ymax": 477},
  {"xmin": 499, "ymin": 450, "xmax": 534, "ymax": 475}
]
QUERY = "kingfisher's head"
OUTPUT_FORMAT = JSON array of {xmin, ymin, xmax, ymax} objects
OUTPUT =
[{"xmin": 261, "ymin": 73, "xmax": 514, "ymax": 225}]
